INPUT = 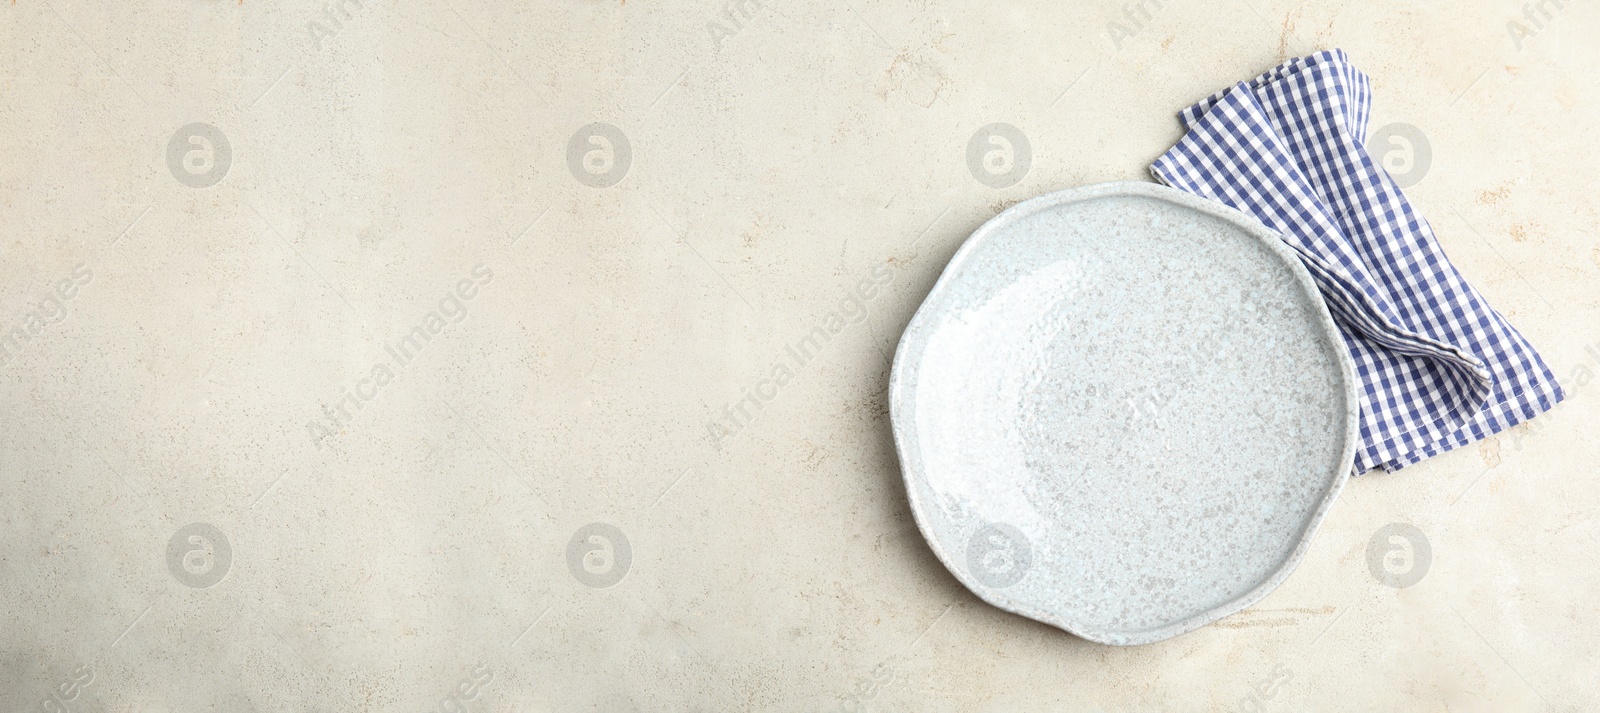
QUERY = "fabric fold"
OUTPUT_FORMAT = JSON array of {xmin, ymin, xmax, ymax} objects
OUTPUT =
[{"xmin": 1150, "ymin": 49, "xmax": 1564, "ymax": 473}]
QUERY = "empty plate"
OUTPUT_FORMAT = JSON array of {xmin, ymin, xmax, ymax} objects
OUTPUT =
[{"xmin": 890, "ymin": 181, "xmax": 1358, "ymax": 645}]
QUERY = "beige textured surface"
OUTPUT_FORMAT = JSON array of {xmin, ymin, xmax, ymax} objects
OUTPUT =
[{"xmin": 2, "ymin": 0, "xmax": 1596, "ymax": 710}]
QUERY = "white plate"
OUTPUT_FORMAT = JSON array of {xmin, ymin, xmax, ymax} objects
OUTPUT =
[{"xmin": 890, "ymin": 182, "xmax": 1358, "ymax": 645}]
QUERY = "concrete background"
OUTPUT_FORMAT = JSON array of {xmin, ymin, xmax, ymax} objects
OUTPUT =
[{"xmin": 2, "ymin": 0, "xmax": 1597, "ymax": 710}]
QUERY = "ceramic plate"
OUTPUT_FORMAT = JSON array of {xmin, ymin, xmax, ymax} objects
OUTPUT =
[{"xmin": 890, "ymin": 182, "xmax": 1358, "ymax": 645}]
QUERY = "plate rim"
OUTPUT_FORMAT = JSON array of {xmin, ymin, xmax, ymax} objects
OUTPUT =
[{"xmin": 888, "ymin": 180, "xmax": 1360, "ymax": 646}]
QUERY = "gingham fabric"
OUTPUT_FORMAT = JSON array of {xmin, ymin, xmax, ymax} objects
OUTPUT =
[{"xmin": 1149, "ymin": 49, "xmax": 1564, "ymax": 474}]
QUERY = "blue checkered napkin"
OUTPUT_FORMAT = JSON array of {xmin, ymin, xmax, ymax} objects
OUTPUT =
[{"xmin": 1149, "ymin": 49, "xmax": 1564, "ymax": 473}]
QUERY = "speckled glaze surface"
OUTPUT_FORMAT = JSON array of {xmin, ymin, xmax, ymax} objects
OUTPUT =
[{"xmin": 890, "ymin": 181, "xmax": 1360, "ymax": 646}]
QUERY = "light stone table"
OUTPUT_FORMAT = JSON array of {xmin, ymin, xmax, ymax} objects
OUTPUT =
[{"xmin": 2, "ymin": 1, "xmax": 1596, "ymax": 710}]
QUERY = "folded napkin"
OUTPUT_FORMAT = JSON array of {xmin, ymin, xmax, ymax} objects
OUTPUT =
[{"xmin": 1150, "ymin": 49, "xmax": 1564, "ymax": 474}]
